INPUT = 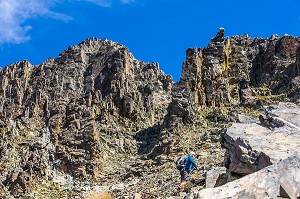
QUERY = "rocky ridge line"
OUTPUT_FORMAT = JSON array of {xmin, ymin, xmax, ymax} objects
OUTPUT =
[{"xmin": 0, "ymin": 29, "xmax": 299, "ymax": 198}]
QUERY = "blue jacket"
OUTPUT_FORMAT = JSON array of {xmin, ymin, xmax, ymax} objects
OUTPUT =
[{"xmin": 184, "ymin": 155, "xmax": 198, "ymax": 172}]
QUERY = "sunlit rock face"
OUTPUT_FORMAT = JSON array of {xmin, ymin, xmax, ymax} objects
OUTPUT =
[
  {"xmin": 0, "ymin": 38, "xmax": 172, "ymax": 195},
  {"xmin": 0, "ymin": 30, "xmax": 300, "ymax": 198},
  {"xmin": 180, "ymin": 29, "xmax": 300, "ymax": 108}
]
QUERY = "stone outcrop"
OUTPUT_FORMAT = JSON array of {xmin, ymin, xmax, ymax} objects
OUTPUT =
[
  {"xmin": 153, "ymin": 29, "xmax": 300, "ymax": 157},
  {"xmin": 265, "ymin": 102, "xmax": 300, "ymax": 129},
  {"xmin": 205, "ymin": 167, "xmax": 227, "ymax": 188},
  {"xmin": 198, "ymin": 155, "xmax": 300, "ymax": 199},
  {"xmin": 221, "ymin": 103, "xmax": 300, "ymax": 175},
  {"xmin": 0, "ymin": 38, "xmax": 172, "ymax": 196},
  {"xmin": 179, "ymin": 28, "xmax": 300, "ymax": 109}
]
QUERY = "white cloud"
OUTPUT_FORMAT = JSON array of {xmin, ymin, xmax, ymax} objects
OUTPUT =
[
  {"xmin": 0, "ymin": 0, "xmax": 135, "ymax": 44},
  {"xmin": 0, "ymin": 0, "xmax": 71, "ymax": 44}
]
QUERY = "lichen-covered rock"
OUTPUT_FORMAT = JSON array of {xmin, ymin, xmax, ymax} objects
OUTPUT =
[{"xmin": 179, "ymin": 28, "xmax": 300, "ymax": 109}]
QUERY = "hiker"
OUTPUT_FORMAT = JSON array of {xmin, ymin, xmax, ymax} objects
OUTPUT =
[{"xmin": 177, "ymin": 151, "xmax": 200, "ymax": 192}]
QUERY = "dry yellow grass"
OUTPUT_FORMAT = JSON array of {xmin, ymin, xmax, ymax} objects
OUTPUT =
[{"xmin": 86, "ymin": 191, "xmax": 112, "ymax": 199}]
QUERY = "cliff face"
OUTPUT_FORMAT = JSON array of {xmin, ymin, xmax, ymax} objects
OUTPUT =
[
  {"xmin": 154, "ymin": 29, "xmax": 300, "ymax": 156},
  {"xmin": 0, "ymin": 30, "xmax": 299, "ymax": 197},
  {"xmin": 0, "ymin": 38, "xmax": 172, "ymax": 195},
  {"xmin": 180, "ymin": 29, "xmax": 300, "ymax": 109}
]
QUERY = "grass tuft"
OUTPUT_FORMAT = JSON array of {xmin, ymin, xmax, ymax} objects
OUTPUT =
[{"xmin": 86, "ymin": 191, "xmax": 112, "ymax": 199}]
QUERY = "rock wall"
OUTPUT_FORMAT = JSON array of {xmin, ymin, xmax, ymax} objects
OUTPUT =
[
  {"xmin": 152, "ymin": 29, "xmax": 300, "ymax": 156},
  {"xmin": 179, "ymin": 28, "xmax": 300, "ymax": 110},
  {"xmin": 0, "ymin": 38, "xmax": 172, "ymax": 195}
]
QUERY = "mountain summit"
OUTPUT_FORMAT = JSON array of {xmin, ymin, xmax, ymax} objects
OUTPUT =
[{"xmin": 0, "ymin": 30, "xmax": 300, "ymax": 198}]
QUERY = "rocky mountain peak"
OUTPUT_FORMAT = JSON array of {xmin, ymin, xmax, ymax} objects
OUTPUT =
[
  {"xmin": 0, "ymin": 30, "xmax": 300, "ymax": 198},
  {"xmin": 179, "ymin": 28, "xmax": 300, "ymax": 109},
  {"xmin": 211, "ymin": 27, "xmax": 225, "ymax": 43}
]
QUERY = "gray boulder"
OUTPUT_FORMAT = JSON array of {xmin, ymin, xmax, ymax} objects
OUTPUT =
[
  {"xmin": 222, "ymin": 103, "xmax": 300, "ymax": 175},
  {"xmin": 264, "ymin": 102, "xmax": 300, "ymax": 131},
  {"xmin": 205, "ymin": 167, "xmax": 228, "ymax": 188},
  {"xmin": 198, "ymin": 155, "xmax": 300, "ymax": 199}
]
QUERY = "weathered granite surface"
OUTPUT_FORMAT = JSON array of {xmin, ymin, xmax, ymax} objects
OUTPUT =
[
  {"xmin": 198, "ymin": 155, "xmax": 300, "ymax": 199},
  {"xmin": 205, "ymin": 167, "xmax": 227, "ymax": 188},
  {"xmin": 265, "ymin": 102, "xmax": 300, "ymax": 130},
  {"xmin": 222, "ymin": 103, "xmax": 300, "ymax": 175}
]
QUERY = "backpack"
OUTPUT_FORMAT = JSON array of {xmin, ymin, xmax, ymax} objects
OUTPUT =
[{"xmin": 175, "ymin": 155, "xmax": 186, "ymax": 170}]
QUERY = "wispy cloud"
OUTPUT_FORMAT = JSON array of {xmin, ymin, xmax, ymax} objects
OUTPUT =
[
  {"xmin": 0, "ymin": 0, "xmax": 135, "ymax": 44},
  {"xmin": 0, "ymin": 0, "xmax": 71, "ymax": 44}
]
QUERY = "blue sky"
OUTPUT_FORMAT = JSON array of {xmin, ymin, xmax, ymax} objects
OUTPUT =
[{"xmin": 0, "ymin": 0, "xmax": 299, "ymax": 81}]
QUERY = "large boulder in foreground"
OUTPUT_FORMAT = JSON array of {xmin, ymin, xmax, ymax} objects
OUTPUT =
[
  {"xmin": 198, "ymin": 155, "xmax": 300, "ymax": 199},
  {"xmin": 222, "ymin": 103, "xmax": 300, "ymax": 175}
]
